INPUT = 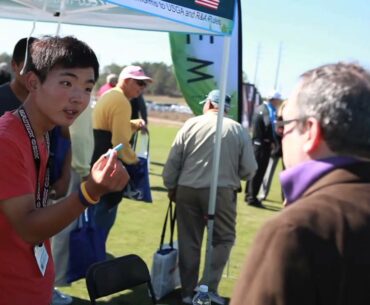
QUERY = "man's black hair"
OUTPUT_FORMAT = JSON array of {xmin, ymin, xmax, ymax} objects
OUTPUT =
[
  {"xmin": 12, "ymin": 37, "xmax": 37, "ymax": 65},
  {"xmin": 25, "ymin": 36, "xmax": 99, "ymax": 83}
]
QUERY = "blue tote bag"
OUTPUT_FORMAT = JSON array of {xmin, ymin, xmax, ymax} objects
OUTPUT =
[
  {"xmin": 67, "ymin": 208, "xmax": 106, "ymax": 283},
  {"xmin": 123, "ymin": 132, "xmax": 152, "ymax": 203}
]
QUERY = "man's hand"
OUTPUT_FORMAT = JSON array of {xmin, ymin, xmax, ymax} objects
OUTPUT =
[
  {"xmin": 168, "ymin": 188, "xmax": 177, "ymax": 202},
  {"xmin": 131, "ymin": 118, "xmax": 148, "ymax": 133},
  {"xmin": 85, "ymin": 150, "xmax": 130, "ymax": 200},
  {"xmin": 137, "ymin": 119, "xmax": 148, "ymax": 133}
]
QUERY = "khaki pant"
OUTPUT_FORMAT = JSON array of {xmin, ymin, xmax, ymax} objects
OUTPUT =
[{"xmin": 176, "ymin": 186, "xmax": 236, "ymax": 297}]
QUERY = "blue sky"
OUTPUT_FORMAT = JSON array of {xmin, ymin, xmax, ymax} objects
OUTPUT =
[
  {"xmin": 0, "ymin": 0, "xmax": 369, "ymax": 97},
  {"xmin": 243, "ymin": 0, "xmax": 370, "ymax": 95}
]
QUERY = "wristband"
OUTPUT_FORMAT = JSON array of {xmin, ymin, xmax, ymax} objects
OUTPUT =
[{"xmin": 78, "ymin": 181, "xmax": 99, "ymax": 207}]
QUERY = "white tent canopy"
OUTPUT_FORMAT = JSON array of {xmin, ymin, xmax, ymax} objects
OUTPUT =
[{"xmin": 0, "ymin": 0, "xmax": 234, "ymax": 35}]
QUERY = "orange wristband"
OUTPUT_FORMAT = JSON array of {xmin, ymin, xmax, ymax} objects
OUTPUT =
[{"xmin": 79, "ymin": 181, "xmax": 99, "ymax": 206}]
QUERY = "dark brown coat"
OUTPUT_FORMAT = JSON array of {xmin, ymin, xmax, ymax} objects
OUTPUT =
[{"xmin": 231, "ymin": 162, "xmax": 370, "ymax": 305}]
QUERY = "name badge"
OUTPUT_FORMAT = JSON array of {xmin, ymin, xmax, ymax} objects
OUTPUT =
[{"xmin": 34, "ymin": 243, "xmax": 49, "ymax": 276}]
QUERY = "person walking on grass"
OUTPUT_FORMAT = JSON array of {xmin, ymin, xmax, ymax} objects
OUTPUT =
[
  {"xmin": 245, "ymin": 90, "xmax": 283, "ymax": 208},
  {"xmin": 163, "ymin": 89, "xmax": 257, "ymax": 305}
]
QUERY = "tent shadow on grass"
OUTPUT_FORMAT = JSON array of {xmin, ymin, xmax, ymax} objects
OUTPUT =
[
  {"xmin": 150, "ymin": 186, "xmax": 168, "ymax": 192},
  {"xmin": 150, "ymin": 161, "xmax": 165, "ymax": 167}
]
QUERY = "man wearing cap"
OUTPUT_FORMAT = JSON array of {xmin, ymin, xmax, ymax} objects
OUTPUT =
[
  {"xmin": 91, "ymin": 65, "xmax": 152, "ymax": 244},
  {"xmin": 163, "ymin": 89, "xmax": 257, "ymax": 305},
  {"xmin": 245, "ymin": 90, "xmax": 283, "ymax": 208}
]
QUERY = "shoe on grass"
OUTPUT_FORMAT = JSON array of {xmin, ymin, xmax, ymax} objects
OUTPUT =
[
  {"xmin": 247, "ymin": 199, "xmax": 266, "ymax": 209},
  {"xmin": 52, "ymin": 287, "xmax": 73, "ymax": 305}
]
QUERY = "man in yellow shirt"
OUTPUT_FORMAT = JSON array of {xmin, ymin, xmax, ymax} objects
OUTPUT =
[{"xmin": 91, "ymin": 65, "xmax": 152, "ymax": 244}]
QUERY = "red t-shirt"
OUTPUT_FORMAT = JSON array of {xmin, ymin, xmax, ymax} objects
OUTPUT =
[{"xmin": 0, "ymin": 112, "xmax": 55, "ymax": 305}]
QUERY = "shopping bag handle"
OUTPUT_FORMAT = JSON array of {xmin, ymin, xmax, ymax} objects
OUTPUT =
[
  {"xmin": 159, "ymin": 200, "xmax": 176, "ymax": 250},
  {"xmin": 77, "ymin": 209, "xmax": 95, "ymax": 229},
  {"xmin": 132, "ymin": 131, "xmax": 150, "ymax": 157}
]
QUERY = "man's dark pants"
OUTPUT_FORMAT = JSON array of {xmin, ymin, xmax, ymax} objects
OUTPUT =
[{"xmin": 246, "ymin": 143, "xmax": 270, "ymax": 204}]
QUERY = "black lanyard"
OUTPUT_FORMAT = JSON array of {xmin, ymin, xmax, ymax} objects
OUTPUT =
[{"xmin": 18, "ymin": 107, "xmax": 50, "ymax": 208}]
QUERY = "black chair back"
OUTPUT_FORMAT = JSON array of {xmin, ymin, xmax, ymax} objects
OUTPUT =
[{"xmin": 86, "ymin": 254, "xmax": 157, "ymax": 304}]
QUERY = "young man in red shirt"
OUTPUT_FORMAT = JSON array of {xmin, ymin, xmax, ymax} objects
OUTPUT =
[{"xmin": 0, "ymin": 36, "xmax": 129, "ymax": 305}]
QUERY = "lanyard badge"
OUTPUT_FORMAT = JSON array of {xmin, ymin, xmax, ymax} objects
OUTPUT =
[
  {"xmin": 34, "ymin": 243, "xmax": 49, "ymax": 276},
  {"xmin": 18, "ymin": 107, "xmax": 50, "ymax": 208}
]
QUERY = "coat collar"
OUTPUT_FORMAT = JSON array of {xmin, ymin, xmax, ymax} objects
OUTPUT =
[{"xmin": 301, "ymin": 161, "xmax": 370, "ymax": 200}]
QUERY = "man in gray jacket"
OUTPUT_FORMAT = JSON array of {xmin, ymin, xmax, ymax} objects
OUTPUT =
[{"xmin": 163, "ymin": 89, "xmax": 257, "ymax": 305}]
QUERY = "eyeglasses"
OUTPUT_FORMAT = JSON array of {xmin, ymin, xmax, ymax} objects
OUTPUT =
[
  {"xmin": 275, "ymin": 116, "xmax": 307, "ymax": 136},
  {"xmin": 135, "ymin": 79, "xmax": 147, "ymax": 88}
]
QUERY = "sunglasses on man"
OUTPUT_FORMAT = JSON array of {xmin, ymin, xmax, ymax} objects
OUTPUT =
[{"xmin": 135, "ymin": 79, "xmax": 147, "ymax": 88}]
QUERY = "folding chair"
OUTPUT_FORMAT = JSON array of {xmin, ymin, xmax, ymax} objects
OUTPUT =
[{"xmin": 85, "ymin": 254, "xmax": 157, "ymax": 304}]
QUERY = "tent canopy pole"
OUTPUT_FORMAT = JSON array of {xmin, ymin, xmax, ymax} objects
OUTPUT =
[{"xmin": 203, "ymin": 34, "xmax": 232, "ymax": 284}]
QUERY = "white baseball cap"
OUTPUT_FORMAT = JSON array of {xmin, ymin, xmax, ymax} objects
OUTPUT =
[
  {"xmin": 266, "ymin": 89, "xmax": 283, "ymax": 100},
  {"xmin": 119, "ymin": 65, "xmax": 152, "ymax": 82}
]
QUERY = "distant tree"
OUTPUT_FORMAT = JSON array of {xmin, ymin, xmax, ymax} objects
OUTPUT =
[
  {"xmin": 167, "ymin": 65, "xmax": 182, "ymax": 97},
  {"xmin": 132, "ymin": 61, "xmax": 180, "ymax": 96},
  {"xmin": 103, "ymin": 63, "xmax": 122, "ymax": 75},
  {"xmin": 94, "ymin": 63, "xmax": 122, "ymax": 92}
]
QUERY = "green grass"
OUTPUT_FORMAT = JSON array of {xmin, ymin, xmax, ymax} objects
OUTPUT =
[{"xmin": 61, "ymin": 123, "xmax": 283, "ymax": 305}]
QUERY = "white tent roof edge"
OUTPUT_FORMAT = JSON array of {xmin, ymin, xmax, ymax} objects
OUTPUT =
[{"xmin": 0, "ymin": 0, "xmax": 230, "ymax": 35}]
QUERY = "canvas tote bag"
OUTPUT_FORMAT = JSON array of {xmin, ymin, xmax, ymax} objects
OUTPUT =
[{"xmin": 151, "ymin": 200, "xmax": 181, "ymax": 300}]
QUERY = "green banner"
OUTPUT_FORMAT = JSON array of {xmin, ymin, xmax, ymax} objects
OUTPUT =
[{"xmin": 169, "ymin": 0, "xmax": 241, "ymax": 121}]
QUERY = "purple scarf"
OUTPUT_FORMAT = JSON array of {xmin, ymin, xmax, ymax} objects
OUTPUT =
[{"xmin": 280, "ymin": 156, "xmax": 358, "ymax": 205}]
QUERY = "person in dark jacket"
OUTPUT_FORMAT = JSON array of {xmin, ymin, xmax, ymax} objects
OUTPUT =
[
  {"xmin": 245, "ymin": 90, "xmax": 282, "ymax": 207},
  {"xmin": 231, "ymin": 62, "xmax": 370, "ymax": 305},
  {"xmin": 130, "ymin": 94, "xmax": 148, "ymax": 124},
  {"xmin": 0, "ymin": 63, "xmax": 11, "ymax": 85},
  {"xmin": 0, "ymin": 37, "xmax": 37, "ymax": 115}
]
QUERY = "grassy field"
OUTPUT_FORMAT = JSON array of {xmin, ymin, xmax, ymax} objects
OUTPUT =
[{"xmin": 61, "ymin": 122, "xmax": 283, "ymax": 305}]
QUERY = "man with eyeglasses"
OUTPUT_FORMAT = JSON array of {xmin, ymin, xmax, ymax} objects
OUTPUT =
[
  {"xmin": 231, "ymin": 62, "xmax": 370, "ymax": 305},
  {"xmin": 91, "ymin": 65, "xmax": 152, "ymax": 245}
]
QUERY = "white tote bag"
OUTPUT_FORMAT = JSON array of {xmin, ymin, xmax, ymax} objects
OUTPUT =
[{"xmin": 151, "ymin": 201, "xmax": 181, "ymax": 300}]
